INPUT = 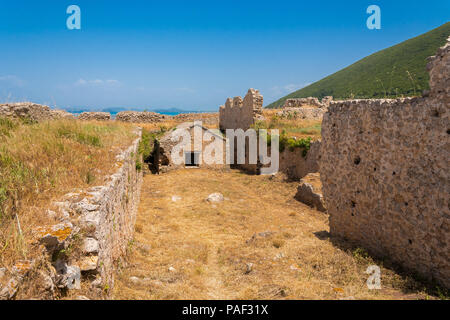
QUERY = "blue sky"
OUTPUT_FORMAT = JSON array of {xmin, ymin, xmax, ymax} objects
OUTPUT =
[{"xmin": 0, "ymin": 1, "xmax": 448, "ymax": 111}]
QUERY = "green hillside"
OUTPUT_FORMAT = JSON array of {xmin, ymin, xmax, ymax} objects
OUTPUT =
[{"xmin": 266, "ymin": 22, "xmax": 450, "ymax": 109}]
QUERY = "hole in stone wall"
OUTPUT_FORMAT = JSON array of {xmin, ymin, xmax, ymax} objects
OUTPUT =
[
  {"xmin": 447, "ymin": 129, "xmax": 450, "ymax": 135},
  {"xmin": 374, "ymin": 167, "xmax": 377, "ymax": 171},
  {"xmin": 405, "ymin": 202, "xmax": 409, "ymax": 206},
  {"xmin": 351, "ymin": 201, "xmax": 356, "ymax": 208},
  {"xmin": 392, "ymin": 171, "xmax": 396, "ymax": 176},
  {"xmin": 432, "ymin": 110, "xmax": 440, "ymax": 117},
  {"xmin": 354, "ymin": 156, "xmax": 361, "ymax": 165},
  {"xmin": 408, "ymin": 239, "xmax": 413, "ymax": 245}
]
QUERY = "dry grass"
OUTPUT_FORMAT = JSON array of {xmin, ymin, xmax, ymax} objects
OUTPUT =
[
  {"xmin": 113, "ymin": 168, "xmax": 435, "ymax": 300},
  {"xmin": 0, "ymin": 118, "xmax": 136, "ymax": 272},
  {"xmin": 135, "ymin": 120, "xmax": 179, "ymax": 133},
  {"xmin": 259, "ymin": 109, "xmax": 322, "ymax": 140}
]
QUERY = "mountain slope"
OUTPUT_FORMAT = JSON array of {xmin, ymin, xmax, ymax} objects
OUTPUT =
[{"xmin": 266, "ymin": 22, "xmax": 450, "ymax": 109}]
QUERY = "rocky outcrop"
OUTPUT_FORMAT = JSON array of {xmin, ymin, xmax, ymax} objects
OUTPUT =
[
  {"xmin": 116, "ymin": 111, "xmax": 169, "ymax": 123},
  {"xmin": 320, "ymin": 38, "xmax": 450, "ymax": 288},
  {"xmin": 0, "ymin": 103, "xmax": 75, "ymax": 121},
  {"xmin": 219, "ymin": 88, "xmax": 264, "ymax": 131},
  {"xmin": 78, "ymin": 112, "xmax": 111, "ymax": 121}
]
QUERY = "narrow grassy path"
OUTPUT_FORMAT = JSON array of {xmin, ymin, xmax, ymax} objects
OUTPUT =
[{"xmin": 112, "ymin": 169, "xmax": 431, "ymax": 300}]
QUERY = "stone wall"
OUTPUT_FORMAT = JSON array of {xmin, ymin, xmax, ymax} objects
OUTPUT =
[
  {"xmin": 173, "ymin": 112, "xmax": 219, "ymax": 126},
  {"xmin": 0, "ymin": 103, "xmax": 75, "ymax": 121},
  {"xmin": 320, "ymin": 38, "xmax": 449, "ymax": 288},
  {"xmin": 232, "ymin": 137, "xmax": 321, "ymax": 180},
  {"xmin": 282, "ymin": 96, "xmax": 332, "ymax": 109},
  {"xmin": 5, "ymin": 130, "xmax": 144, "ymax": 299},
  {"xmin": 78, "ymin": 112, "xmax": 111, "ymax": 121},
  {"xmin": 219, "ymin": 88, "xmax": 264, "ymax": 131},
  {"xmin": 116, "ymin": 111, "xmax": 169, "ymax": 123},
  {"xmin": 277, "ymin": 107, "xmax": 326, "ymax": 120},
  {"xmin": 279, "ymin": 140, "xmax": 321, "ymax": 180}
]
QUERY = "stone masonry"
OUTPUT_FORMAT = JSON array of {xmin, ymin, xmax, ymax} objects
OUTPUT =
[
  {"xmin": 320, "ymin": 38, "xmax": 449, "ymax": 288},
  {"xmin": 219, "ymin": 88, "xmax": 264, "ymax": 131},
  {"xmin": 78, "ymin": 112, "xmax": 111, "ymax": 121},
  {"xmin": 30, "ymin": 130, "xmax": 142, "ymax": 298},
  {"xmin": 0, "ymin": 103, "xmax": 75, "ymax": 121},
  {"xmin": 115, "ymin": 111, "xmax": 169, "ymax": 123},
  {"xmin": 282, "ymin": 96, "xmax": 333, "ymax": 109}
]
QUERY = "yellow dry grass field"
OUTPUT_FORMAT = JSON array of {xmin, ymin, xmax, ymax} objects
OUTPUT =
[
  {"xmin": 0, "ymin": 118, "xmax": 137, "ymax": 276},
  {"xmin": 113, "ymin": 168, "xmax": 436, "ymax": 300}
]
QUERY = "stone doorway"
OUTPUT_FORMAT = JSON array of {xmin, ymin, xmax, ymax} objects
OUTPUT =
[{"xmin": 185, "ymin": 151, "xmax": 200, "ymax": 167}]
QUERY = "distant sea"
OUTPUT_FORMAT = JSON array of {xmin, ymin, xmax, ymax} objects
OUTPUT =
[{"xmin": 67, "ymin": 109, "xmax": 213, "ymax": 118}]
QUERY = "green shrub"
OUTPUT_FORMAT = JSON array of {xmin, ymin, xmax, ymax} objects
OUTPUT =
[
  {"xmin": 138, "ymin": 130, "xmax": 155, "ymax": 162},
  {"xmin": 135, "ymin": 160, "xmax": 143, "ymax": 171},
  {"xmin": 261, "ymin": 130, "xmax": 312, "ymax": 157},
  {"xmin": 279, "ymin": 135, "xmax": 312, "ymax": 156}
]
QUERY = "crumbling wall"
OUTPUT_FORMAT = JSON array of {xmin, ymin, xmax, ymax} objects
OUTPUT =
[
  {"xmin": 1, "ymin": 130, "xmax": 144, "ymax": 299},
  {"xmin": 78, "ymin": 112, "xmax": 111, "ymax": 121},
  {"xmin": 116, "ymin": 111, "xmax": 169, "ymax": 123},
  {"xmin": 320, "ymin": 39, "xmax": 449, "ymax": 288},
  {"xmin": 0, "ymin": 103, "xmax": 75, "ymax": 121},
  {"xmin": 279, "ymin": 140, "xmax": 321, "ymax": 180},
  {"xmin": 233, "ymin": 138, "xmax": 321, "ymax": 180},
  {"xmin": 173, "ymin": 112, "xmax": 219, "ymax": 126},
  {"xmin": 282, "ymin": 96, "xmax": 332, "ymax": 109},
  {"xmin": 277, "ymin": 107, "xmax": 326, "ymax": 120},
  {"xmin": 219, "ymin": 88, "xmax": 263, "ymax": 131}
]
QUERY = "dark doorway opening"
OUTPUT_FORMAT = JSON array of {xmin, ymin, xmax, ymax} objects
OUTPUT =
[{"xmin": 185, "ymin": 152, "xmax": 200, "ymax": 167}]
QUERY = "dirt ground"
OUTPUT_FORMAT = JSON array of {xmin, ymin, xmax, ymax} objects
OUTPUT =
[{"xmin": 112, "ymin": 168, "xmax": 436, "ymax": 300}]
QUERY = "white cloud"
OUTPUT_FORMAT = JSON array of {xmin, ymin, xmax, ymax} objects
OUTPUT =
[
  {"xmin": 75, "ymin": 78, "xmax": 121, "ymax": 87},
  {"xmin": 0, "ymin": 75, "xmax": 24, "ymax": 87}
]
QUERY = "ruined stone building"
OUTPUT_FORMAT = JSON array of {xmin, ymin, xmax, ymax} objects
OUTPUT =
[
  {"xmin": 155, "ymin": 122, "xmax": 228, "ymax": 172},
  {"xmin": 277, "ymin": 96, "xmax": 333, "ymax": 120},
  {"xmin": 320, "ymin": 37, "xmax": 450, "ymax": 288},
  {"xmin": 219, "ymin": 88, "xmax": 264, "ymax": 131}
]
